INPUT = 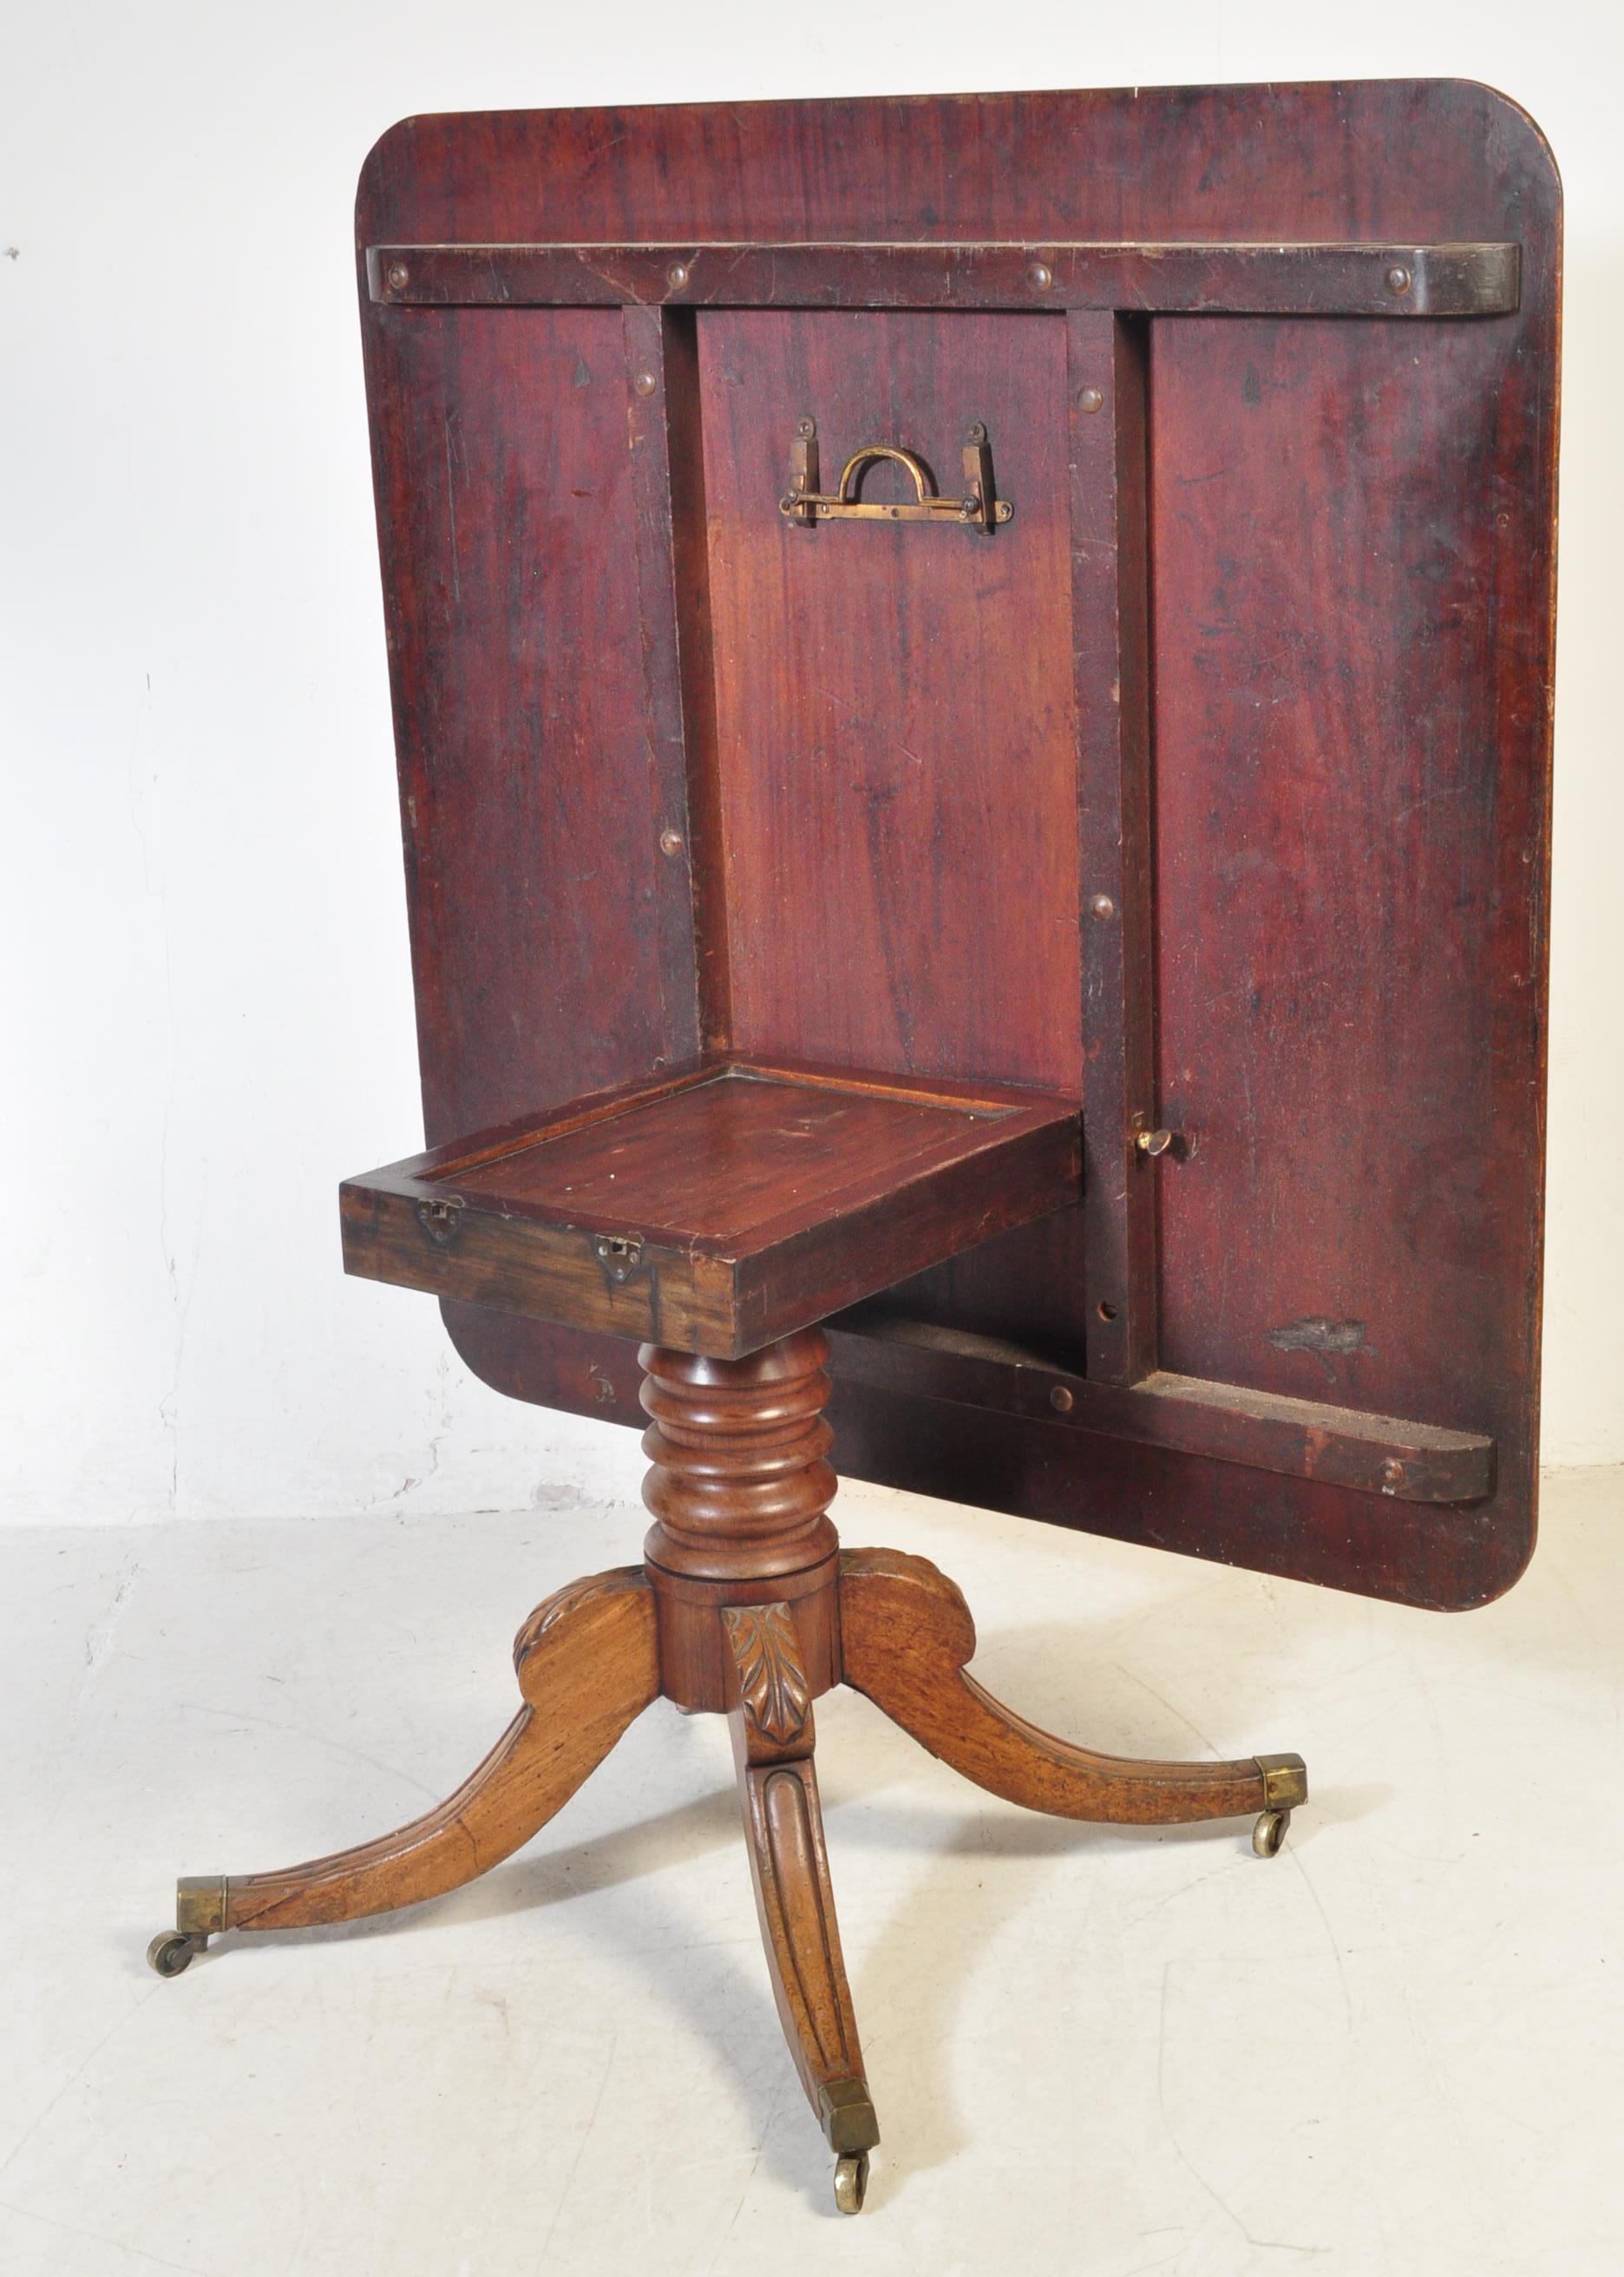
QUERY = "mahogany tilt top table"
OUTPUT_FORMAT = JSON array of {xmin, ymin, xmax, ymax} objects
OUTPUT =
[{"xmin": 148, "ymin": 79, "xmax": 1559, "ymax": 2215}]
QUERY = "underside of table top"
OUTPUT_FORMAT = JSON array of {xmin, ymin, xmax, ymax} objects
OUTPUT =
[{"xmin": 351, "ymin": 80, "xmax": 1559, "ymax": 1610}]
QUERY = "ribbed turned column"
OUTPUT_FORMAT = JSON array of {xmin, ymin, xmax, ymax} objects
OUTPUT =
[
  {"xmin": 640, "ymin": 1329, "xmax": 841, "ymax": 1711},
  {"xmin": 640, "ymin": 1328, "xmax": 838, "ymax": 1584}
]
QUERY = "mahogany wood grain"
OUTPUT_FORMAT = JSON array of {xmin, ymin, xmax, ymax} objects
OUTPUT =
[
  {"xmin": 641, "ymin": 1329, "xmax": 838, "ymax": 1583},
  {"xmin": 368, "ymin": 240, "xmax": 1520, "ymax": 318},
  {"xmin": 1150, "ymin": 315, "xmax": 1536, "ymax": 1421},
  {"xmin": 641, "ymin": 1328, "xmax": 841, "ymax": 1710},
  {"xmin": 357, "ymin": 85, "xmax": 1550, "ymax": 253},
  {"xmin": 650, "ymin": 1556, "xmax": 841, "ymax": 1719},
  {"xmin": 828, "ymin": 1377, "xmax": 1512, "ymax": 1617},
  {"xmin": 698, "ymin": 306, "xmax": 1080, "ymax": 1095},
  {"xmin": 359, "ymin": 82, "xmax": 1557, "ymax": 1610},
  {"xmin": 657, "ymin": 309, "xmax": 732, "ymax": 1049},
  {"xmin": 1069, "ymin": 311, "xmax": 1156, "ymax": 1381},
  {"xmin": 825, "ymin": 1314, "xmax": 1495, "ymax": 1505},
  {"xmin": 621, "ymin": 303, "xmax": 703, "ymax": 1066},
  {"xmin": 341, "ymin": 1059, "xmax": 1080, "ymax": 1359},
  {"xmin": 363, "ymin": 305, "xmax": 673, "ymax": 1144},
  {"xmin": 160, "ymin": 1325, "xmax": 1306, "ymax": 2194},
  {"xmin": 839, "ymin": 1549, "xmax": 1291, "ymax": 1824},
  {"xmin": 176, "ymin": 1570, "xmax": 658, "ymax": 1936},
  {"xmin": 725, "ymin": 1602, "xmax": 879, "ymax": 2160},
  {"xmin": 447, "ymin": 1072, "xmax": 1050, "ymax": 1239}
]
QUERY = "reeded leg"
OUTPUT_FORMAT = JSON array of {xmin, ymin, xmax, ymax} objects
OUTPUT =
[
  {"xmin": 725, "ymin": 1601, "xmax": 879, "ymax": 2215},
  {"xmin": 839, "ymin": 1549, "xmax": 1306, "ymax": 1844},
  {"xmin": 148, "ymin": 1568, "xmax": 658, "ymax": 1973}
]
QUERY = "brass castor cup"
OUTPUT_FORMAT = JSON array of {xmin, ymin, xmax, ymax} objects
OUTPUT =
[
  {"xmin": 1250, "ymin": 1752, "xmax": 1306, "ymax": 1857},
  {"xmin": 147, "ymin": 1875, "xmax": 226, "ymax": 1976}
]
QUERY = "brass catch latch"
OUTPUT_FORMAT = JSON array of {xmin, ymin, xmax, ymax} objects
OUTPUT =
[
  {"xmin": 780, "ymin": 417, "xmax": 1012, "ymax": 532},
  {"xmin": 593, "ymin": 1232, "xmax": 646, "ymax": 1285},
  {"xmin": 416, "ymin": 1196, "xmax": 465, "ymax": 1246}
]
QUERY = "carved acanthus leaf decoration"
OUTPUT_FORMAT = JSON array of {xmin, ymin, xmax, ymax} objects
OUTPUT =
[{"xmin": 724, "ymin": 1602, "xmax": 812, "ymax": 1747}]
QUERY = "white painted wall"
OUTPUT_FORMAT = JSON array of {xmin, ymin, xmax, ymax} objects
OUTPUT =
[{"xmin": 3, "ymin": 2, "xmax": 1618, "ymax": 1525}]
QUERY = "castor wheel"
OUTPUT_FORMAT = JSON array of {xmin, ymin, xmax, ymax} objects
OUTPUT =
[
  {"xmin": 833, "ymin": 2150, "xmax": 870, "ymax": 2215},
  {"xmin": 1252, "ymin": 1808, "xmax": 1291, "ymax": 1859},
  {"xmin": 147, "ymin": 1930, "xmax": 208, "ymax": 1978}
]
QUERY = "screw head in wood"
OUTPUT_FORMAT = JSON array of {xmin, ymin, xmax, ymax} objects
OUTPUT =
[
  {"xmin": 1078, "ymin": 385, "xmax": 1104, "ymax": 414},
  {"xmin": 797, "ymin": 416, "xmax": 817, "ymax": 437},
  {"xmin": 1089, "ymin": 892, "xmax": 1116, "ymax": 919},
  {"xmin": 1382, "ymin": 1458, "xmax": 1406, "ymax": 1488},
  {"xmin": 1385, "ymin": 264, "xmax": 1412, "ymax": 295},
  {"xmin": 1027, "ymin": 261, "xmax": 1053, "ymax": 291},
  {"xmin": 1050, "ymin": 1385, "xmax": 1075, "ymax": 1413},
  {"xmin": 385, "ymin": 261, "xmax": 409, "ymax": 290},
  {"xmin": 667, "ymin": 262, "xmax": 690, "ymax": 288},
  {"xmin": 633, "ymin": 369, "xmax": 658, "ymax": 395},
  {"xmin": 658, "ymin": 827, "xmax": 684, "ymax": 856}
]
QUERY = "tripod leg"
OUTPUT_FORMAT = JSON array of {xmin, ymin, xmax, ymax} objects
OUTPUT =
[
  {"xmin": 839, "ymin": 1549, "xmax": 1305, "ymax": 1845},
  {"xmin": 725, "ymin": 1602, "xmax": 879, "ymax": 2215},
  {"xmin": 148, "ymin": 1568, "xmax": 658, "ymax": 1972}
]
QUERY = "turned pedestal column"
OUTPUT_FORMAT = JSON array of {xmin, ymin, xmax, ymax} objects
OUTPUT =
[{"xmin": 639, "ymin": 1327, "xmax": 842, "ymax": 1709}]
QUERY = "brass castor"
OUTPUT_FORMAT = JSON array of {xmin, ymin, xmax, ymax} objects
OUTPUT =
[
  {"xmin": 147, "ymin": 1930, "xmax": 208, "ymax": 1978},
  {"xmin": 834, "ymin": 2150, "xmax": 870, "ymax": 2215},
  {"xmin": 1252, "ymin": 1808, "xmax": 1291, "ymax": 1859}
]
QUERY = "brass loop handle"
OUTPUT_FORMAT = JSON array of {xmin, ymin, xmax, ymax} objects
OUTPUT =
[
  {"xmin": 835, "ymin": 444, "xmax": 934, "ymax": 506},
  {"xmin": 780, "ymin": 417, "xmax": 1012, "ymax": 533}
]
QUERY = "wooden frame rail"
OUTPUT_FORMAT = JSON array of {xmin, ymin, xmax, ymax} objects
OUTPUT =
[
  {"xmin": 365, "ymin": 240, "xmax": 1521, "ymax": 318},
  {"xmin": 826, "ymin": 1315, "xmax": 1496, "ymax": 1506}
]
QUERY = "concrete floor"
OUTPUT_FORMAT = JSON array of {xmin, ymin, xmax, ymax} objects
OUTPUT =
[{"xmin": 2, "ymin": 1466, "xmax": 1619, "ymax": 2275}]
